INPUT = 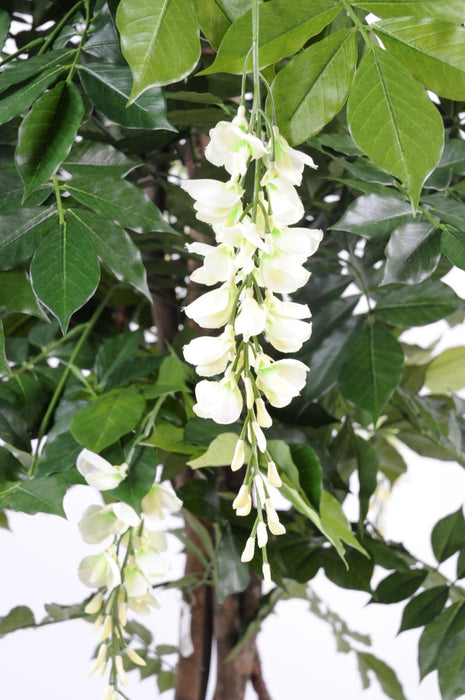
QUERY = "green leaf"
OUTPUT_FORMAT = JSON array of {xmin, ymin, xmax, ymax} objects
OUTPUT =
[
  {"xmin": 70, "ymin": 387, "xmax": 146, "ymax": 452},
  {"xmin": 419, "ymin": 602, "xmax": 465, "ymax": 680},
  {"xmin": 332, "ymin": 194, "xmax": 412, "ymax": 240},
  {"xmin": 289, "ymin": 443, "xmax": 322, "ymax": 509},
  {"xmin": 442, "ymin": 228, "xmax": 465, "ymax": 271},
  {"xmin": 78, "ymin": 63, "xmax": 175, "ymax": 131},
  {"xmin": 347, "ymin": 47, "xmax": 444, "ymax": 207},
  {"xmin": 0, "ymin": 606, "xmax": 35, "ymax": 637},
  {"xmin": 352, "ymin": 1, "xmax": 465, "ymax": 23},
  {"xmin": 0, "ymin": 63, "xmax": 67, "ymax": 126},
  {"xmin": 438, "ymin": 622, "xmax": 465, "ymax": 700},
  {"xmin": 15, "ymin": 81, "xmax": 85, "ymax": 199},
  {"xmin": 375, "ymin": 280, "xmax": 462, "ymax": 326},
  {"xmin": 271, "ymin": 29, "xmax": 356, "ymax": 145},
  {"xmin": 355, "ymin": 435, "xmax": 379, "ymax": 529},
  {"xmin": 110, "ymin": 446, "xmax": 156, "ymax": 511},
  {"xmin": 0, "ymin": 320, "xmax": 9, "ymax": 375},
  {"xmin": 0, "ymin": 476, "xmax": 66, "ymax": 516},
  {"xmin": 323, "ymin": 548, "xmax": 374, "ymax": 592},
  {"xmin": 425, "ymin": 347, "xmax": 465, "ymax": 393},
  {"xmin": 65, "ymin": 141, "xmax": 136, "ymax": 174},
  {"xmin": 216, "ymin": 523, "xmax": 250, "ymax": 604},
  {"xmin": 382, "ymin": 222, "xmax": 441, "ymax": 285},
  {"xmin": 373, "ymin": 18, "xmax": 465, "ymax": 101},
  {"xmin": 457, "ymin": 549, "xmax": 465, "ymax": 580},
  {"xmin": 116, "ymin": 0, "xmax": 201, "ymax": 99},
  {"xmin": 372, "ymin": 569, "xmax": 427, "ymax": 603},
  {"xmin": 339, "ymin": 322, "xmax": 404, "ymax": 420},
  {"xmin": 30, "ymin": 216, "xmax": 100, "ymax": 332},
  {"xmin": 0, "ymin": 9, "xmax": 9, "ymax": 53},
  {"xmin": 357, "ymin": 652, "xmax": 407, "ymax": 700},
  {"xmin": 65, "ymin": 172, "xmax": 177, "ymax": 234},
  {"xmin": 374, "ymin": 435, "xmax": 407, "ymax": 484},
  {"xmin": 0, "ymin": 268, "xmax": 45, "ymax": 318},
  {"xmin": 157, "ymin": 670, "xmax": 176, "ymax": 693},
  {"xmin": 0, "ymin": 208, "xmax": 55, "ymax": 270},
  {"xmin": 68, "ymin": 209, "xmax": 150, "ymax": 301},
  {"xmin": 193, "ymin": 0, "xmax": 249, "ymax": 49},
  {"xmin": 95, "ymin": 331, "xmax": 142, "ymax": 388},
  {"xmin": 399, "ymin": 586, "xmax": 449, "ymax": 632},
  {"xmin": 202, "ymin": 0, "xmax": 340, "ymax": 75},
  {"xmin": 0, "ymin": 50, "xmax": 71, "ymax": 93},
  {"xmin": 431, "ymin": 508, "xmax": 465, "ymax": 563},
  {"xmin": 319, "ymin": 491, "xmax": 368, "ymax": 559},
  {"xmin": 35, "ymin": 432, "xmax": 82, "ymax": 477},
  {"xmin": 187, "ymin": 433, "xmax": 244, "ymax": 468}
]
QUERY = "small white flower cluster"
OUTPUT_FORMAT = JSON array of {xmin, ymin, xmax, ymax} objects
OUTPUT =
[
  {"xmin": 182, "ymin": 107, "xmax": 323, "ymax": 582},
  {"xmin": 75, "ymin": 449, "xmax": 182, "ymax": 699}
]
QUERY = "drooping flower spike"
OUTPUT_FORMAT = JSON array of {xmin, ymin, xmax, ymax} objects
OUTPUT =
[{"xmin": 182, "ymin": 105, "xmax": 322, "ymax": 581}]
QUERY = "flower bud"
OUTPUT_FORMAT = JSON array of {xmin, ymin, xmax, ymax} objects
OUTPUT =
[
  {"xmin": 100, "ymin": 615, "xmax": 112, "ymax": 641},
  {"xmin": 252, "ymin": 421, "xmax": 267, "ymax": 452},
  {"xmin": 257, "ymin": 521, "xmax": 268, "ymax": 548},
  {"xmin": 115, "ymin": 655, "xmax": 128, "ymax": 686},
  {"xmin": 84, "ymin": 591, "xmax": 104, "ymax": 615},
  {"xmin": 231, "ymin": 438, "xmax": 245, "ymax": 472},
  {"xmin": 76, "ymin": 449, "xmax": 128, "ymax": 491},
  {"xmin": 262, "ymin": 562, "xmax": 272, "ymax": 586},
  {"xmin": 244, "ymin": 376, "xmax": 254, "ymax": 410},
  {"xmin": 255, "ymin": 398, "xmax": 272, "ymax": 428},
  {"xmin": 241, "ymin": 536, "xmax": 256, "ymax": 563},
  {"xmin": 232, "ymin": 484, "xmax": 250, "ymax": 511},
  {"xmin": 267, "ymin": 460, "xmax": 282, "ymax": 488},
  {"xmin": 125, "ymin": 647, "xmax": 147, "ymax": 667}
]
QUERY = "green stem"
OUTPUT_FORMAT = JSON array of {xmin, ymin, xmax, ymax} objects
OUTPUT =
[
  {"xmin": 38, "ymin": 0, "xmax": 86, "ymax": 55},
  {"xmin": 28, "ymin": 288, "xmax": 116, "ymax": 477},
  {"xmin": 15, "ymin": 324, "xmax": 85, "ymax": 376},
  {"xmin": 65, "ymin": 0, "xmax": 91, "ymax": 84},
  {"xmin": 0, "ymin": 38, "xmax": 45, "ymax": 66},
  {"xmin": 250, "ymin": 0, "xmax": 261, "ymax": 130},
  {"xmin": 340, "ymin": 0, "xmax": 372, "ymax": 47},
  {"xmin": 53, "ymin": 175, "xmax": 65, "ymax": 225}
]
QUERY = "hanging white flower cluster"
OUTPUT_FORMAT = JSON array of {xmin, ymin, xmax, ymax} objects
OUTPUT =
[
  {"xmin": 182, "ymin": 107, "xmax": 323, "ymax": 582},
  {"xmin": 75, "ymin": 449, "xmax": 182, "ymax": 699}
]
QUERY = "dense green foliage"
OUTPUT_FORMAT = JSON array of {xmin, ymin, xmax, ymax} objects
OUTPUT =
[{"xmin": 1, "ymin": 1, "xmax": 465, "ymax": 697}]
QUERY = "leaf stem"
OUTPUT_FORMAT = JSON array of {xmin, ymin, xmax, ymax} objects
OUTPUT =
[
  {"xmin": 28, "ymin": 287, "xmax": 116, "ymax": 477},
  {"xmin": 65, "ymin": 0, "xmax": 91, "ymax": 84},
  {"xmin": 52, "ymin": 174, "xmax": 65, "ymax": 225},
  {"xmin": 38, "ymin": 0, "xmax": 86, "ymax": 55},
  {"xmin": 340, "ymin": 0, "xmax": 372, "ymax": 47}
]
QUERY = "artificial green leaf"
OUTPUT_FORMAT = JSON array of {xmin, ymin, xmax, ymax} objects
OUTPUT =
[
  {"xmin": 271, "ymin": 29, "xmax": 357, "ymax": 145},
  {"xmin": 15, "ymin": 81, "xmax": 85, "ymax": 199},
  {"xmin": 339, "ymin": 322, "xmax": 404, "ymax": 420},
  {"xmin": 95, "ymin": 331, "xmax": 142, "ymax": 388},
  {"xmin": 35, "ymin": 432, "xmax": 82, "ymax": 477},
  {"xmin": 382, "ymin": 222, "xmax": 441, "ymax": 285},
  {"xmin": 30, "ymin": 217, "xmax": 100, "ymax": 331},
  {"xmin": 70, "ymin": 387, "xmax": 146, "ymax": 452},
  {"xmin": 419, "ymin": 602, "xmax": 465, "ymax": 680},
  {"xmin": 373, "ymin": 18, "xmax": 465, "ymax": 100},
  {"xmin": 319, "ymin": 491, "xmax": 368, "ymax": 558},
  {"xmin": 347, "ymin": 47, "xmax": 443, "ymax": 207},
  {"xmin": 0, "ymin": 209, "xmax": 56, "ymax": 270},
  {"xmin": 431, "ymin": 508, "xmax": 465, "ymax": 564},
  {"xmin": 187, "ymin": 433, "xmax": 245, "ymax": 468},
  {"xmin": 110, "ymin": 446, "xmax": 156, "ymax": 510},
  {"xmin": 0, "ymin": 476, "xmax": 66, "ymax": 516},
  {"xmin": 352, "ymin": 1, "xmax": 465, "ymax": 23},
  {"xmin": 202, "ymin": 0, "xmax": 340, "ymax": 75},
  {"xmin": 65, "ymin": 141, "xmax": 136, "ymax": 174},
  {"xmin": 357, "ymin": 652, "xmax": 407, "ymax": 700},
  {"xmin": 375, "ymin": 280, "xmax": 462, "ymax": 326},
  {"xmin": 0, "ymin": 606, "xmax": 35, "ymax": 636},
  {"xmin": 289, "ymin": 443, "xmax": 322, "ymax": 509},
  {"xmin": 438, "ymin": 621, "xmax": 465, "ymax": 700},
  {"xmin": 216, "ymin": 523, "xmax": 250, "ymax": 604},
  {"xmin": 68, "ymin": 209, "xmax": 151, "ymax": 301},
  {"xmin": 193, "ymin": 0, "xmax": 249, "ymax": 48},
  {"xmin": 399, "ymin": 586, "xmax": 449, "ymax": 632},
  {"xmin": 184, "ymin": 417, "xmax": 240, "ymax": 446},
  {"xmin": 65, "ymin": 172, "xmax": 177, "ymax": 234},
  {"xmin": 0, "ymin": 268, "xmax": 45, "ymax": 318},
  {"xmin": 355, "ymin": 435, "xmax": 379, "ymax": 529},
  {"xmin": 425, "ymin": 192, "xmax": 465, "ymax": 229},
  {"xmin": 157, "ymin": 671, "xmax": 176, "ymax": 693},
  {"xmin": 0, "ymin": 63, "xmax": 67, "ymax": 126},
  {"xmin": 441, "ymin": 228, "xmax": 465, "ymax": 271},
  {"xmin": 372, "ymin": 569, "xmax": 427, "ymax": 603},
  {"xmin": 0, "ymin": 50, "xmax": 71, "ymax": 93},
  {"xmin": 457, "ymin": 550, "xmax": 465, "ymax": 580},
  {"xmin": 425, "ymin": 347, "xmax": 465, "ymax": 394},
  {"xmin": 332, "ymin": 194, "xmax": 412, "ymax": 239},
  {"xmin": 323, "ymin": 548, "xmax": 374, "ymax": 592},
  {"xmin": 79, "ymin": 63, "xmax": 174, "ymax": 130},
  {"xmin": 374, "ymin": 435, "xmax": 407, "ymax": 484},
  {"xmin": 0, "ymin": 9, "xmax": 9, "ymax": 52},
  {"xmin": 116, "ymin": 0, "xmax": 201, "ymax": 100},
  {"xmin": 0, "ymin": 320, "xmax": 8, "ymax": 375}
]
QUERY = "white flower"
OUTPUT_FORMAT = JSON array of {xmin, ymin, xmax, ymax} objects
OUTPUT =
[
  {"xmin": 234, "ymin": 293, "xmax": 266, "ymax": 341},
  {"xmin": 141, "ymin": 481, "xmax": 183, "ymax": 522},
  {"xmin": 189, "ymin": 243, "xmax": 237, "ymax": 286},
  {"xmin": 261, "ymin": 169, "xmax": 304, "ymax": 225},
  {"xmin": 205, "ymin": 107, "xmax": 267, "ymax": 177},
  {"xmin": 183, "ymin": 325, "xmax": 235, "ymax": 377},
  {"xmin": 270, "ymin": 226, "xmax": 323, "ymax": 259},
  {"xmin": 231, "ymin": 438, "xmax": 245, "ymax": 471},
  {"xmin": 76, "ymin": 449, "xmax": 128, "ymax": 491},
  {"xmin": 268, "ymin": 126, "xmax": 317, "ymax": 186},
  {"xmin": 259, "ymin": 250, "xmax": 310, "ymax": 293},
  {"xmin": 265, "ymin": 295, "xmax": 312, "ymax": 352},
  {"xmin": 241, "ymin": 536, "xmax": 256, "ymax": 562},
  {"xmin": 256, "ymin": 356, "xmax": 309, "ymax": 408},
  {"xmin": 184, "ymin": 282, "xmax": 236, "ymax": 329},
  {"xmin": 127, "ymin": 590, "xmax": 160, "ymax": 615},
  {"xmin": 123, "ymin": 558, "xmax": 150, "ymax": 597},
  {"xmin": 135, "ymin": 548, "xmax": 170, "ymax": 582},
  {"xmin": 193, "ymin": 375, "xmax": 243, "ymax": 424},
  {"xmin": 257, "ymin": 521, "xmax": 268, "ymax": 548},
  {"xmin": 79, "ymin": 547, "xmax": 121, "ymax": 589},
  {"xmin": 216, "ymin": 218, "xmax": 265, "ymax": 250},
  {"xmin": 267, "ymin": 460, "xmax": 282, "ymax": 488},
  {"xmin": 181, "ymin": 179, "xmax": 243, "ymax": 227},
  {"xmin": 78, "ymin": 503, "xmax": 140, "ymax": 544}
]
